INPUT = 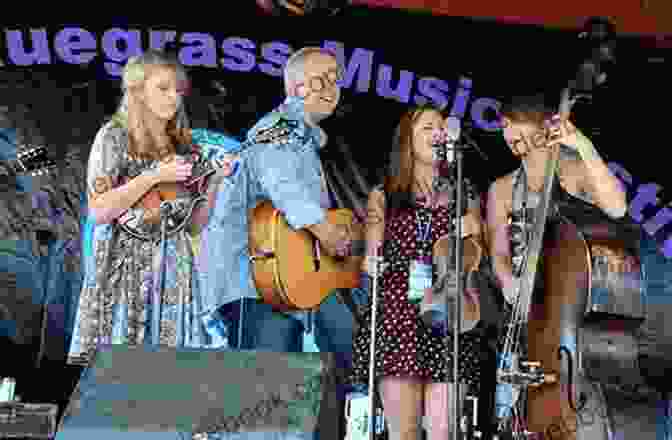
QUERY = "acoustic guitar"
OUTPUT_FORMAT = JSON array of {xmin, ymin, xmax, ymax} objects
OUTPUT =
[{"xmin": 249, "ymin": 200, "xmax": 364, "ymax": 311}]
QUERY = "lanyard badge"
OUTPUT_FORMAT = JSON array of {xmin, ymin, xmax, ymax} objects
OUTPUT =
[
  {"xmin": 407, "ymin": 210, "xmax": 433, "ymax": 303},
  {"xmin": 408, "ymin": 258, "xmax": 433, "ymax": 303}
]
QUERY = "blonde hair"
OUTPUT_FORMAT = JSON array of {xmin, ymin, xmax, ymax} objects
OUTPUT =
[{"xmin": 111, "ymin": 50, "xmax": 191, "ymax": 161}]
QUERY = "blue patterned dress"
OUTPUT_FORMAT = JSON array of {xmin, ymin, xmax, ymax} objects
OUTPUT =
[{"xmin": 69, "ymin": 123, "xmax": 243, "ymax": 360}]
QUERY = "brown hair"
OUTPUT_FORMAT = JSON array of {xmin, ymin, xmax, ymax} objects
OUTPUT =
[
  {"xmin": 383, "ymin": 104, "xmax": 442, "ymax": 216},
  {"xmin": 499, "ymin": 93, "xmax": 554, "ymax": 127}
]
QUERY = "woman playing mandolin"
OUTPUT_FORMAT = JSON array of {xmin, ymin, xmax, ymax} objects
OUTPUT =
[
  {"xmin": 486, "ymin": 93, "xmax": 627, "ymax": 305},
  {"xmin": 348, "ymin": 106, "xmax": 486, "ymax": 440},
  {"xmin": 69, "ymin": 50, "xmax": 235, "ymax": 363}
]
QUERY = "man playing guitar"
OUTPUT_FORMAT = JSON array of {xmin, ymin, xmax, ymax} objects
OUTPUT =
[{"xmin": 197, "ymin": 46, "xmax": 354, "ymax": 435}]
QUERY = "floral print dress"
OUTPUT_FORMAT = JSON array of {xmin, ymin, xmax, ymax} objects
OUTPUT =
[{"xmin": 69, "ymin": 121, "xmax": 229, "ymax": 361}]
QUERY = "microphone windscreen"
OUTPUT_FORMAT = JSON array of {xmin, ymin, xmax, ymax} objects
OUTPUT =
[{"xmin": 444, "ymin": 116, "xmax": 462, "ymax": 143}]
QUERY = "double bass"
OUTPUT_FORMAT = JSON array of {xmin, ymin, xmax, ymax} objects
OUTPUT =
[
  {"xmin": 521, "ymin": 181, "xmax": 645, "ymax": 439},
  {"xmin": 493, "ymin": 59, "xmax": 647, "ymax": 440}
]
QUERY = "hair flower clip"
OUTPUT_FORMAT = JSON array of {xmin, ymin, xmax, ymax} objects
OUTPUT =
[{"xmin": 431, "ymin": 128, "xmax": 448, "ymax": 145}]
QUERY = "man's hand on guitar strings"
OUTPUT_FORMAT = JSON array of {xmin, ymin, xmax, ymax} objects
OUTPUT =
[
  {"xmin": 313, "ymin": 221, "xmax": 352, "ymax": 258},
  {"xmin": 332, "ymin": 223, "xmax": 353, "ymax": 257}
]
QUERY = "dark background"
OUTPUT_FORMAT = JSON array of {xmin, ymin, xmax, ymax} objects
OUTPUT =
[
  {"xmin": 2, "ymin": 12, "xmax": 669, "ymax": 194},
  {"xmin": 1, "ymin": 7, "xmax": 671, "ymax": 436}
]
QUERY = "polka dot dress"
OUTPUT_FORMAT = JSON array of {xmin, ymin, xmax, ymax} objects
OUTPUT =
[{"xmin": 348, "ymin": 198, "xmax": 484, "ymax": 390}]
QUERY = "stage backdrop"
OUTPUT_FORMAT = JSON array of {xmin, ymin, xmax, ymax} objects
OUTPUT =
[
  {"xmin": 1, "ymin": 14, "xmax": 670, "ymax": 254},
  {"xmin": 0, "ymin": 13, "xmax": 671, "ymax": 433}
]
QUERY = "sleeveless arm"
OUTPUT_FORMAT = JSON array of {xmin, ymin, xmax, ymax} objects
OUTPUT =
[
  {"xmin": 361, "ymin": 187, "xmax": 386, "ymax": 274},
  {"xmin": 574, "ymin": 159, "xmax": 627, "ymax": 218},
  {"xmin": 487, "ymin": 179, "xmax": 515, "ymax": 291},
  {"xmin": 463, "ymin": 180, "xmax": 483, "ymax": 238}
]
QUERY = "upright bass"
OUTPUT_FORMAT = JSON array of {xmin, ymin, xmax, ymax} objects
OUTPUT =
[
  {"xmin": 493, "ymin": 33, "xmax": 647, "ymax": 440},
  {"xmin": 492, "ymin": 86, "xmax": 576, "ymax": 438}
]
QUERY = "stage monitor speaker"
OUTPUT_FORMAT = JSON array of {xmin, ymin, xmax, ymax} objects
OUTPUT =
[{"xmin": 57, "ymin": 345, "xmax": 339, "ymax": 439}]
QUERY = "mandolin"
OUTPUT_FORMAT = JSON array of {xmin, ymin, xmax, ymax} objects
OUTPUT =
[
  {"xmin": 119, "ymin": 151, "xmax": 239, "ymax": 241},
  {"xmin": 249, "ymin": 200, "xmax": 364, "ymax": 311}
]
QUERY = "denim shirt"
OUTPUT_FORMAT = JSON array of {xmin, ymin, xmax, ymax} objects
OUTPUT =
[{"xmin": 198, "ymin": 96, "xmax": 328, "ymax": 326}]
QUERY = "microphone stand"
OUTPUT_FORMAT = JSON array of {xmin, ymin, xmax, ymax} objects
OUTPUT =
[
  {"xmin": 451, "ymin": 140, "xmax": 464, "ymax": 439},
  {"xmin": 433, "ymin": 137, "xmax": 466, "ymax": 439},
  {"xmin": 438, "ymin": 134, "xmax": 485, "ymax": 439}
]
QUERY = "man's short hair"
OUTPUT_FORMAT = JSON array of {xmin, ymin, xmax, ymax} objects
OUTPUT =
[{"xmin": 283, "ymin": 47, "xmax": 336, "ymax": 96}]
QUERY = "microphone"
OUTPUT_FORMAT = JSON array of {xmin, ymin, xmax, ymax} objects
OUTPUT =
[
  {"xmin": 432, "ymin": 116, "xmax": 462, "ymax": 164},
  {"xmin": 444, "ymin": 116, "xmax": 462, "ymax": 163}
]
